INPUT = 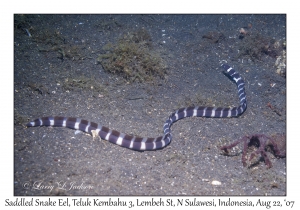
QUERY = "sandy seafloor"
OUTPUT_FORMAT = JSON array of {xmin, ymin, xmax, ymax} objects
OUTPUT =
[{"xmin": 14, "ymin": 14, "xmax": 286, "ymax": 196}]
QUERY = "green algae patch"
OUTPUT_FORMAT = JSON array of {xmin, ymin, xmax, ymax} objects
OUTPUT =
[
  {"xmin": 97, "ymin": 29, "xmax": 167, "ymax": 82},
  {"xmin": 62, "ymin": 75, "xmax": 107, "ymax": 97}
]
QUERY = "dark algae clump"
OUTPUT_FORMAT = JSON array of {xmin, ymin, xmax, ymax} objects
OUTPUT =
[
  {"xmin": 97, "ymin": 28, "xmax": 167, "ymax": 82},
  {"xmin": 237, "ymin": 32, "xmax": 285, "ymax": 61}
]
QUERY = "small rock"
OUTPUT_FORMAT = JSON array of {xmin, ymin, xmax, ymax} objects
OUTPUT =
[{"xmin": 211, "ymin": 180, "xmax": 222, "ymax": 186}]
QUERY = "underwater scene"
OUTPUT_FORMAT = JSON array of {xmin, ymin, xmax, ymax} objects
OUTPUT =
[{"xmin": 14, "ymin": 14, "xmax": 286, "ymax": 196}]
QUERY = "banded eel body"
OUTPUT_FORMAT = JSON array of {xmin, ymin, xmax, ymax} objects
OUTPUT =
[{"xmin": 27, "ymin": 64, "xmax": 247, "ymax": 151}]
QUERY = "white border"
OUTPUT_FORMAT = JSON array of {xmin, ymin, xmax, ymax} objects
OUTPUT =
[{"xmin": 1, "ymin": 0, "xmax": 299, "ymax": 209}]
